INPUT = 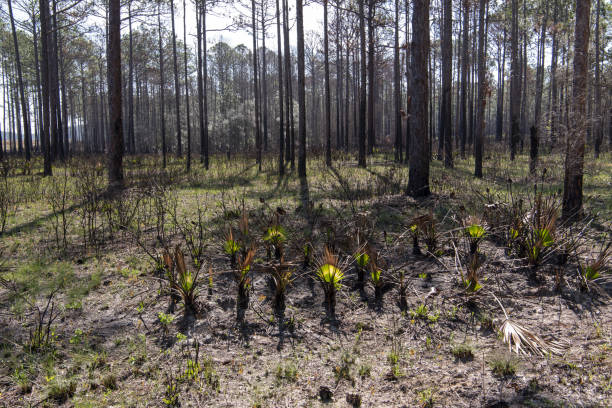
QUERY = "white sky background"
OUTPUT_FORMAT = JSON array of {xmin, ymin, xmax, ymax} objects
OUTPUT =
[{"xmin": 0, "ymin": 0, "xmax": 324, "ymax": 132}]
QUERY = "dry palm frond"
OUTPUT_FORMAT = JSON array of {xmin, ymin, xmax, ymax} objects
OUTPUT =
[
  {"xmin": 321, "ymin": 246, "xmax": 339, "ymax": 268},
  {"xmin": 493, "ymin": 294, "xmax": 566, "ymax": 357},
  {"xmin": 499, "ymin": 319, "xmax": 566, "ymax": 356}
]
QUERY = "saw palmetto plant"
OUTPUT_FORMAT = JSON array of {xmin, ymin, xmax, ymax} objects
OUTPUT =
[
  {"xmin": 463, "ymin": 253, "xmax": 484, "ymax": 293},
  {"xmin": 524, "ymin": 193, "xmax": 559, "ymax": 267},
  {"xmin": 464, "ymin": 217, "xmax": 486, "ymax": 255},
  {"xmin": 370, "ymin": 265, "xmax": 383, "ymax": 302},
  {"xmin": 163, "ymin": 246, "xmax": 200, "ymax": 315},
  {"xmin": 235, "ymin": 246, "xmax": 255, "ymax": 311},
  {"xmin": 578, "ymin": 241, "xmax": 611, "ymax": 289},
  {"xmin": 263, "ymin": 224, "xmax": 287, "ymax": 260},
  {"xmin": 266, "ymin": 261, "xmax": 294, "ymax": 312},
  {"xmin": 223, "ymin": 229, "xmax": 241, "ymax": 267},
  {"xmin": 451, "ymin": 242, "xmax": 484, "ymax": 293},
  {"xmin": 315, "ymin": 247, "xmax": 346, "ymax": 318},
  {"xmin": 409, "ymin": 213, "xmax": 437, "ymax": 255},
  {"xmin": 408, "ymin": 224, "xmax": 422, "ymax": 255},
  {"xmin": 354, "ymin": 249, "xmax": 370, "ymax": 289}
]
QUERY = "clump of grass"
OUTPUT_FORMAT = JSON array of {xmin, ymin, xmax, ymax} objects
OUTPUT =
[
  {"xmin": 47, "ymin": 379, "xmax": 76, "ymax": 404},
  {"xmin": 101, "ymin": 373, "xmax": 118, "ymax": 390},
  {"xmin": 489, "ymin": 356, "xmax": 517, "ymax": 377},
  {"xmin": 334, "ymin": 350, "xmax": 355, "ymax": 383},
  {"xmin": 417, "ymin": 388, "xmax": 435, "ymax": 408},
  {"xmin": 275, "ymin": 361, "xmax": 298, "ymax": 383},
  {"xmin": 358, "ymin": 364, "xmax": 371, "ymax": 378},
  {"xmin": 451, "ymin": 343, "xmax": 474, "ymax": 361}
]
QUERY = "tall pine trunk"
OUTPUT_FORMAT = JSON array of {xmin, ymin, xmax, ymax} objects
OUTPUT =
[
  {"xmin": 324, "ymin": 0, "xmax": 331, "ymax": 166},
  {"xmin": 108, "ymin": 0, "xmax": 123, "ymax": 186},
  {"xmin": 562, "ymin": 0, "xmax": 590, "ymax": 220},
  {"xmin": 7, "ymin": 0, "xmax": 31, "ymax": 162},
  {"xmin": 358, "ymin": 0, "xmax": 367, "ymax": 167},
  {"xmin": 170, "ymin": 0, "xmax": 182, "ymax": 156},
  {"xmin": 474, "ymin": 0, "xmax": 487, "ymax": 178},
  {"xmin": 441, "ymin": 0, "xmax": 453, "ymax": 168},
  {"xmin": 509, "ymin": 0, "xmax": 520, "ymax": 161},
  {"xmin": 276, "ymin": 0, "xmax": 284, "ymax": 175},
  {"xmin": 296, "ymin": 0, "xmax": 307, "ymax": 177},
  {"xmin": 407, "ymin": 0, "xmax": 430, "ymax": 197}
]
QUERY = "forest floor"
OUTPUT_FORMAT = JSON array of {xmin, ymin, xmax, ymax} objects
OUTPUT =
[{"xmin": 0, "ymin": 150, "xmax": 611, "ymax": 408}]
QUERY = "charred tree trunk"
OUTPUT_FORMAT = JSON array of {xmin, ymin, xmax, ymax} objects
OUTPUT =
[
  {"xmin": 393, "ymin": 0, "xmax": 402, "ymax": 162},
  {"xmin": 276, "ymin": 0, "xmax": 284, "ymax": 175},
  {"xmin": 324, "ymin": 0, "xmax": 332, "ymax": 167},
  {"xmin": 407, "ymin": 0, "xmax": 430, "ymax": 197},
  {"xmin": 158, "ymin": 2, "xmax": 167, "ymax": 168},
  {"xmin": 39, "ymin": 0, "xmax": 52, "ymax": 175},
  {"xmin": 562, "ymin": 0, "xmax": 590, "ymax": 220},
  {"xmin": 170, "ymin": 0, "xmax": 181, "ymax": 157},
  {"xmin": 474, "ymin": 0, "xmax": 487, "ymax": 178},
  {"xmin": 296, "ymin": 0, "xmax": 307, "ymax": 177},
  {"xmin": 441, "ymin": 0, "xmax": 453, "ymax": 168},
  {"xmin": 7, "ymin": 0, "xmax": 31, "ymax": 162},
  {"xmin": 509, "ymin": 0, "xmax": 520, "ymax": 161},
  {"xmin": 108, "ymin": 0, "xmax": 123, "ymax": 186},
  {"xmin": 358, "ymin": 0, "xmax": 367, "ymax": 167}
]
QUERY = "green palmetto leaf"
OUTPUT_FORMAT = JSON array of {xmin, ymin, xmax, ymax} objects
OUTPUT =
[
  {"xmin": 224, "ymin": 239, "xmax": 240, "ymax": 256},
  {"xmin": 466, "ymin": 224, "xmax": 485, "ymax": 239},
  {"xmin": 533, "ymin": 228, "xmax": 554, "ymax": 247},
  {"xmin": 370, "ymin": 268, "xmax": 382, "ymax": 285},
  {"xmin": 263, "ymin": 226, "xmax": 286, "ymax": 244},
  {"xmin": 355, "ymin": 252, "xmax": 370, "ymax": 268},
  {"xmin": 463, "ymin": 278, "xmax": 482, "ymax": 292},
  {"xmin": 509, "ymin": 228, "xmax": 519, "ymax": 240},
  {"xmin": 317, "ymin": 264, "xmax": 344, "ymax": 289}
]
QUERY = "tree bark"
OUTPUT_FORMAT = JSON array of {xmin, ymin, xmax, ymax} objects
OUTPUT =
[
  {"xmin": 158, "ymin": 2, "xmax": 167, "ymax": 168},
  {"xmin": 407, "ymin": 0, "xmax": 430, "ymax": 197},
  {"xmin": 366, "ymin": 0, "xmax": 375, "ymax": 155},
  {"xmin": 324, "ymin": 0, "xmax": 331, "ymax": 166},
  {"xmin": 7, "ymin": 0, "xmax": 32, "ymax": 162},
  {"xmin": 474, "ymin": 0, "xmax": 487, "ymax": 178},
  {"xmin": 276, "ymin": 0, "xmax": 284, "ymax": 175},
  {"xmin": 128, "ymin": 0, "xmax": 135, "ymax": 155},
  {"xmin": 393, "ymin": 0, "xmax": 402, "ymax": 162},
  {"xmin": 296, "ymin": 0, "xmax": 307, "ymax": 177},
  {"xmin": 441, "ymin": 0, "xmax": 453, "ymax": 168},
  {"xmin": 170, "ymin": 0, "xmax": 182, "ymax": 157},
  {"xmin": 562, "ymin": 0, "xmax": 590, "ymax": 220},
  {"xmin": 358, "ymin": 0, "xmax": 367, "ymax": 167},
  {"xmin": 509, "ymin": 0, "xmax": 520, "ymax": 161},
  {"xmin": 39, "ymin": 0, "xmax": 52, "ymax": 175},
  {"xmin": 593, "ymin": 0, "xmax": 602, "ymax": 158},
  {"xmin": 108, "ymin": 0, "xmax": 123, "ymax": 186},
  {"xmin": 251, "ymin": 0, "xmax": 262, "ymax": 170},
  {"xmin": 184, "ymin": 0, "xmax": 192, "ymax": 170}
]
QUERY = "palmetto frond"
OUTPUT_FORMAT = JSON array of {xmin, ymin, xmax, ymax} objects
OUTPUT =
[
  {"xmin": 499, "ymin": 319, "xmax": 566, "ymax": 356},
  {"xmin": 493, "ymin": 294, "xmax": 566, "ymax": 357}
]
